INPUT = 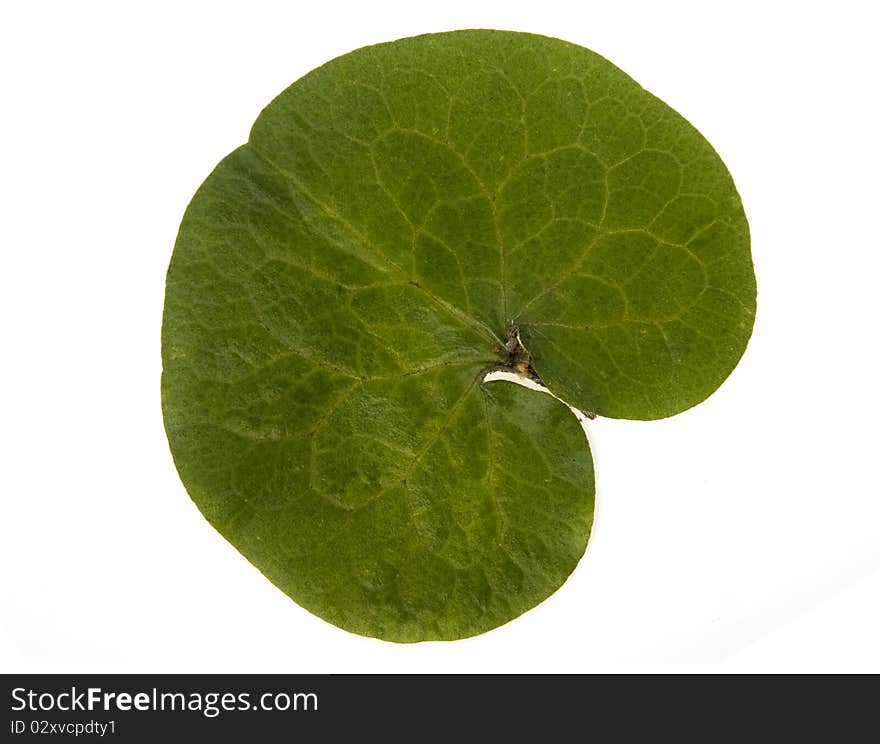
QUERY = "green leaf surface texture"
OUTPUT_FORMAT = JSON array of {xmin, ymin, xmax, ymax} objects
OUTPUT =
[{"xmin": 162, "ymin": 30, "xmax": 755, "ymax": 641}]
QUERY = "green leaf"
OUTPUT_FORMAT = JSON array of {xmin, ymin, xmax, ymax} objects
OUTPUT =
[{"xmin": 162, "ymin": 30, "xmax": 755, "ymax": 641}]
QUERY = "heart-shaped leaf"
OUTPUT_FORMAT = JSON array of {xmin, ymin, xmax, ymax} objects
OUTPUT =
[{"xmin": 162, "ymin": 30, "xmax": 755, "ymax": 641}]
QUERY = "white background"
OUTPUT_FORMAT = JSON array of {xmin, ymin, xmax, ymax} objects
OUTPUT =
[{"xmin": 2, "ymin": 1, "xmax": 878, "ymax": 673}]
